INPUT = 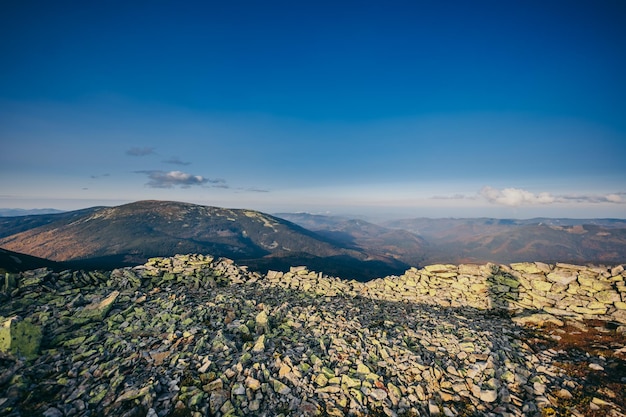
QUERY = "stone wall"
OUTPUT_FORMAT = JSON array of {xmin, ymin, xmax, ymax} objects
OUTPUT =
[
  {"xmin": 265, "ymin": 262, "xmax": 626, "ymax": 325},
  {"xmin": 4, "ymin": 255, "xmax": 626, "ymax": 325}
]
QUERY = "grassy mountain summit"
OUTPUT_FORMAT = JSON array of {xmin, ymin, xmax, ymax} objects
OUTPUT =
[{"xmin": 0, "ymin": 200, "xmax": 407, "ymax": 280}]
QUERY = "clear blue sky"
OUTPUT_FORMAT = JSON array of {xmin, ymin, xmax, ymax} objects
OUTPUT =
[{"xmin": 1, "ymin": 0, "xmax": 625, "ymax": 219}]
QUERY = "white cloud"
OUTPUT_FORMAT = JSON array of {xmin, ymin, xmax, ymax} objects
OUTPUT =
[
  {"xmin": 481, "ymin": 186, "xmax": 626, "ymax": 207},
  {"xmin": 480, "ymin": 186, "xmax": 555, "ymax": 206},
  {"xmin": 606, "ymin": 194, "xmax": 623, "ymax": 203},
  {"xmin": 136, "ymin": 170, "xmax": 224, "ymax": 189}
]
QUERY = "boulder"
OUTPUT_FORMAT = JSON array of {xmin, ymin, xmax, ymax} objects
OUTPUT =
[
  {"xmin": 255, "ymin": 310, "xmax": 269, "ymax": 334},
  {"xmin": 492, "ymin": 274, "xmax": 520, "ymax": 289},
  {"xmin": 595, "ymin": 290, "xmax": 620, "ymax": 304},
  {"xmin": 73, "ymin": 291, "xmax": 120, "ymax": 323},
  {"xmin": 510, "ymin": 263, "xmax": 544, "ymax": 274},
  {"xmin": 511, "ymin": 313, "xmax": 564, "ymax": 327},
  {"xmin": 0, "ymin": 316, "xmax": 42, "ymax": 359},
  {"xmin": 423, "ymin": 264, "xmax": 456, "ymax": 273},
  {"xmin": 531, "ymin": 280, "xmax": 552, "ymax": 292},
  {"xmin": 611, "ymin": 265, "xmax": 624, "ymax": 276},
  {"xmin": 546, "ymin": 271, "xmax": 578, "ymax": 286},
  {"xmin": 3, "ymin": 273, "xmax": 19, "ymax": 293}
]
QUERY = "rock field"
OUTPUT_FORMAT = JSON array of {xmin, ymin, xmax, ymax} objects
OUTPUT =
[{"xmin": 1, "ymin": 254, "xmax": 625, "ymax": 417}]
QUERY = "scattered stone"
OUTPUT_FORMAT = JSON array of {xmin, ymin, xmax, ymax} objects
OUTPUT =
[
  {"xmin": 512, "ymin": 313, "xmax": 564, "ymax": 327},
  {"xmin": 479, "ymin": 389, "xmax": 498, "ymax": 403},
  {"xmin": 556, "ymin": 388, "xmax": 573, "ymax": 399},
  {"xmin": 369, "ymin": 388, "xmax": 388, "ymax": 401},
  {"xmin": 245, "ymin": 376, "xmax": 261, "ymax": 391},
  {"xmin": 73, "ymin": 290, "xmax": 119, "ymax": 322},
  {"xmin": 42, "ymin": 407, "xmax": 63, "ymax": 417},
  {"xmin": 255, "ymin": 310, "xmax": 269, "ymax": 334},
  {"xmin": 592, "ymin": 397, "xmax": 612, "ymax": 406},
  {"xmin": 272, "ymin": 379, "xmax": 291, "ymax": 395},
  {"xmin": 428, "ymin": 399, "xmax": 440, "ymax": 415},
  {"xmin": 252, "ymin": 334, "xmax": 265, "ymax": 353},
  {"xmin": 0, "ymin": 255, "xmax": 624, "ymax": 417}
]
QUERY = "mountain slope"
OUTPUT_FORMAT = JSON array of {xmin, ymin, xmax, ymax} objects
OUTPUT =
[
  {"xmin": 0, "ymin": 207, "xmax": 103, "ymax": 239},
  {"xmin": 0, "ymin": 201, "xmax": 407, "ymax": 279}
]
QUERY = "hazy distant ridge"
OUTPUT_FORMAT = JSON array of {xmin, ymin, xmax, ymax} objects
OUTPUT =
[
  {"xmin": 278, "ymin": 213, "xmax": 626, "ymax": 266},
  {"xmin": 0, "ymin": 208, "xmax": 65, "ymax": 217}
]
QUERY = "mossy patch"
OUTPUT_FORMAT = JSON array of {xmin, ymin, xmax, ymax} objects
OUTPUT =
[{"xmin": 0, "ymin": 316, "xmax": 42, "ymax": 359}]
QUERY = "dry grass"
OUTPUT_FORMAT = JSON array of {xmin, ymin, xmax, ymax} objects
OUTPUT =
[{"xmin": 521, "ymin": 319, "xmax": 626, "ymax": 416}]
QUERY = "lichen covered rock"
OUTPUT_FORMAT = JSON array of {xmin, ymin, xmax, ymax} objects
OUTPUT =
[{"xmin": 0, "ymin": 316, "xmax": 42, "ymax": 359}]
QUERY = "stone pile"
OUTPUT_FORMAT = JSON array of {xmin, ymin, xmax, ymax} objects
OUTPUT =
[
  {"xmin": 0, "ymin": 254, "xmax": 624, "ymax": 417},
  {"xmin": 266, "ymin": 262, "xmax": 626, "ymax": 326}
]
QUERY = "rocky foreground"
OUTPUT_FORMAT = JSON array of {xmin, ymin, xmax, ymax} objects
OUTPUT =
[{"xmin": 1, "ymin": 255, "xmax": 625, "ymax": 417}]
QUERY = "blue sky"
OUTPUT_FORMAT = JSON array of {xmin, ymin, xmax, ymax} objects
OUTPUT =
[{"xmin": 1, "ymin": 0, "xmax": 625, "ymax": 219}]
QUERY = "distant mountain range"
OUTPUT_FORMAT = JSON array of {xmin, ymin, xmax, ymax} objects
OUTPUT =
[
  {"xmin": 1, "ymin": 201, "xmax": 625, "ymax": 280},
  {"xmin": 279, "ymin": 213, "xmax": 626, "ymax": 266},
  {"xmin": 0, "ymin": 208, "xmax": 65, "ymax": 216},
  {"xmin": 274, "ymin": 213, "xmax": 428, "ymax": 266}
]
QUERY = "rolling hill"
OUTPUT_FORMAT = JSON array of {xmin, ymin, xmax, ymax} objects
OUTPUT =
[{"xmin": 0, "ymin": 201, "xmax": 408, "ymax": 280}]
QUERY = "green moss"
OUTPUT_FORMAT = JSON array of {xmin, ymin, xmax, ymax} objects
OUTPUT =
[
  {"xmin": 0, "ymin": 316, "xmax": 42, "ymax": 359},
  {"xmin": 88, "ymin": 385, "xmax": 108, "ymax": 405}
]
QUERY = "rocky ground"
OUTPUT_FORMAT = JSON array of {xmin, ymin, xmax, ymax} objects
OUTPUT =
[{"xmin": 1, "ymin": 254, "xmax": 625, "ymax": 417}]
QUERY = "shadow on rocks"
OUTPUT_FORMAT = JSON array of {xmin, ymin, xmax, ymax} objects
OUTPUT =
[{"xmin": 486, "ymin": 264, "xmax": 523, "ymax": 314}]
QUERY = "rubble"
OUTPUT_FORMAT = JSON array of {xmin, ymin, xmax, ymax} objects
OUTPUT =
[{"xmin": 0, "ymin": 254, "xmax": 624, "ymax": 416}]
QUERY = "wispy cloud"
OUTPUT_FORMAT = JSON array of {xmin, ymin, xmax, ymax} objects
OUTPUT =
[
  {"xmin": 90, "ymin": 173, "xmax": 110, "ymax": 179},
  {"xmin": 162, "ymin": 157, "xmax": 191, "ymax": 166},
  {"xmin": 244, "ymin": 187, "xmax": 270, "ymax": 193},
  {"xmin": 126, "ymin": 147, "xmax": 156, "ymax": 157},
  {"xmin": 136, "ymin": 170, "xmax": 225, "ymax": 189},
  {"xmin": 559, "ymin": 192, "xmax": 625, "ymax": 204},
  {"xmin": 431, "ymin": 194, "xmax": 473, "ymax": 200},
  {"xmin": 480, "ymin": 186, "xmax": 625, "ymax": 206}
]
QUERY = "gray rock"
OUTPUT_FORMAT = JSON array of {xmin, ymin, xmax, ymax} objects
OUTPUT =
[
  {"xmin": 369, "ymin": 388, "xmax": 388, "ymax": 401},
  {"xmin": 479, "ymin": 389, "xmax": 497, "ymax": 403},
  {"xmin": 42, "ymin": 408, "xmax": 63, "ymax": 417}
]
